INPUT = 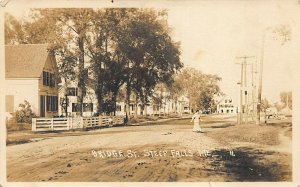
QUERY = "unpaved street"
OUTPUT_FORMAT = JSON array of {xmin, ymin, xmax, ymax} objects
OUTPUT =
[{"xmin": 6, "ymin": 114, "xmax": 292, "ymax": 182}]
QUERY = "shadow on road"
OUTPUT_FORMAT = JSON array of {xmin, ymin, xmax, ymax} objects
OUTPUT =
[
  {"xmin": 209, "ymin": 124, "xmax": 234, "ymax": 129},
  {"xmin": 203, "ymin": 147, "xmax": 292, "ymax": 181}
]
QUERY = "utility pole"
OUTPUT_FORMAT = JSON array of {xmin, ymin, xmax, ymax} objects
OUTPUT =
[
  {"xmin": 244, "ymin": 58, "xmax": 248, "ymax": 124},
  {"xmin": 239, "ymin": 62, "xmax": 244, "ymax": 124},
  {"xmin": 257, "ymin": 33, "xmax": 265, "ymax": 125},
  {"xmin": 236, "ymin": 56, "xmax": 255, "ymax": 124},
  {"xmin": 251, "ymin": 60, "xmax": 258, "ymax": 121},
  {"xmin": 256, "ymin": 25, "xmax": 290, "ymax": 124}
]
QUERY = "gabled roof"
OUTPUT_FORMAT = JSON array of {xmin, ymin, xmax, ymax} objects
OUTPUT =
[{"xmin": 5, "ymin": 44, "xmax": 52, "ymax": 78}]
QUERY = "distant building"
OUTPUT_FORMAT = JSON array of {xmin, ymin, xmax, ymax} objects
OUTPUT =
[
  {"xmin": 216, "ymin": 97, "xmax": 237, "ymax": 114},
  {"xmin": 114, "ymin": 92, "xmax": 191, "ymax": 116},
  {"xmin": 5, "ymin": 44, "xmax": 60, "ymax": 118}
]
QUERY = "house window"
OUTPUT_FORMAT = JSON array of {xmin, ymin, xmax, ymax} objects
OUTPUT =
[
  {"xmin": 67, "ymin": 88, "xmax": 78, "ymax": 96},
  {"xmin": 116, "ymin": 105, "xmax": 121, "ymax": 112},
  {"xmin": 72, "ymin": 103, "xmax": 79, "ymax": 112},
  {"xmin": 46, "ymin": 96, "xmax": 58, "ymax": 112},
  {"xmin": 83, "ymin": 103, "xmax": 93, "ymax": 112},
  {"xmin": 50, "ymin": 73, "xmax": 56, "ymax": 87},
  {"xmin": 43, "ymin": 71, "xmax": 47, "ymax": 86},
  {"xmin": 43, "ymin": 71, "xmax": 56, "ymax": 87},
  {"xmin": 5, "ymin": 95, "xmax": 14, "ymax": 113},
  {"xmin": 53, "ymin": 96, "xmax": 58, "ymax": 111}
]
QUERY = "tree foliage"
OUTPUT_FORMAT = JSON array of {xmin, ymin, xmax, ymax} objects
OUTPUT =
[
  {"xmin": 260, "ymin": 98, "xmax": 270, "ymax": 111},
  {"xmin": 280, "ymin": 91, "xmax": 292, "ymax": 109},
  {"xmin": 15, "ymin": 100, "xmax": 36, "ymax": 123},
  {"xmin": 5, "ymin": 14, "xmax": 26, "ymax": 45},
  {"xmin": 173, "ymin": 67, "xmax": 221, "ymax": 111}
]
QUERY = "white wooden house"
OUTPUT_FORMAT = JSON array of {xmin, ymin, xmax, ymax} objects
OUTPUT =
[
  {"xmin": 216, "ymin": 96, "xmax": 237, "ymax": 114},
  {"xmin": 5, "ymin": 44, "xmax": 60, "ymax": 118},
  {"xmin": 114, "ymin": 92, "xmax": 191, "ymax": 116},
  {"xmin": 58, "ymin": 80, "xmax": 98, "ymax": 117}
]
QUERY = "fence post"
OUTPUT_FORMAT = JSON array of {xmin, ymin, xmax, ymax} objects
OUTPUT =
[
  {"xmin": 71, "ymin": 117, "xmax": 73, "ymax": 130},
  {"xmin": 51, "ymin": 118, "xmax": 54, "ymax": 131},
  {"xmin": 67, "ymin": 118, "xmax": 71, "ymax": 130},
  {"xmin": 32, "ymin": 118, "xmax": 36, "ymax": 131},
  {"xmin": 71, "ymin": 117, "xmax": 74, "ymax": 129},
  {"xmin": 80, "ymin": 117, "xmax": 84, "ymax": 129},
  {"xmin": 113, "ymin": 116, "xmax": 116, "ymax": 125},
  {"xmin": 98, "ymin": 115, "xmax": 102, "ymax": 126}
]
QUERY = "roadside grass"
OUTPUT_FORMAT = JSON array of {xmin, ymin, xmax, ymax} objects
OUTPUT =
[
  {"xmin": 6, "ymin": 120, "xmax": 31, "ymax": 132},
  {"xmin": 128, "ymin": 114, "xmax": 182, "ymax": 124},
  {"xmin": 205, "ymin": 123, "xmax": 281, "ymax": 146}
]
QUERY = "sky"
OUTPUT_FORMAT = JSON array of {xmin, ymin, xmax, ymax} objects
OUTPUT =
[
  {"xmin": 166, "ymin": 0, "xmax": 300, "ymax": 104},
  {"xmin": 4, "ymin": 0, "xmax": 300, "ymax": 104}
]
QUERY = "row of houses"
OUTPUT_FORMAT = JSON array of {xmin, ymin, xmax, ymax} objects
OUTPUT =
[
  {"xmin": 58, "ymin": 83, "xmax": 191, "ymax": 117},
  {"xmin": 5, "ymin": 44, "xmax": 192, "ymax": 119}
]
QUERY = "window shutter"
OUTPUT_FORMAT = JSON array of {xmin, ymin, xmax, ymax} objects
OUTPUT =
[
  {"xmin": 43, "ymin": 71, "xmax": 46, "ymax": 85},
  {"xmin": 46, "ymin": 96, "xmax": 50, "ymax": 112}
]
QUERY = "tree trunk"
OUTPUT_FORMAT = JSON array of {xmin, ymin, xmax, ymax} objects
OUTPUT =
[
  {"xmin": 134, "ymin": 94, "xmax": 138, "ymax": 119},
  {"xmin": 126, "ymin": 80, "xmax": 131, "ymax": 119},
  {"xmin": 77, "ymin": 36, "xmax": 85, "ymax": 116},
  {"xmin": 97, "ymin": 87, "xmax": 103, "ymax": 115},
  {"xmin": 145, "ymin": 105, "xmax": 148, "ymax": 116},
  {"xmin": 112, "ymin": 92, "xmax": 117, "ymax": 116},
  {"xmin": 140, "ymin": 103, "xmax": 145, "ymax": 116},
  {"xmin": 96, "ymin": 63, "xmax": 104, "ymax": 115}
]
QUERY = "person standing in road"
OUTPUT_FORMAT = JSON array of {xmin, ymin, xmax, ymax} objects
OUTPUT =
[{"xmin": 191, "ymin": 110, "xmax": 203, "ymax": 133}]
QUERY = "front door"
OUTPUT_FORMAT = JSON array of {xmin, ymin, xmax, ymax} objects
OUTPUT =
[{"xmin": 40, "ymin": 95, "xmax": 45, "ymax": 117}]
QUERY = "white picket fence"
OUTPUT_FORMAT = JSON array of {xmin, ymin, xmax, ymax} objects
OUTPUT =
[{"xmin": 32, "ymin": 116, "xmax": 125, "ymax": 132}]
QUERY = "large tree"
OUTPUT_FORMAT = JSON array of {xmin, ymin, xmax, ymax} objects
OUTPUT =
[
  {"xmin": 173, "ymin": 67, "xmax": 222, "ymax": 111},
  {"xmin": 47, "ymin": 9, "xmax": 94, "ymax": 116},
  {"xmin": 113, "ymin": 9, "xmax": 182, "ymax": 118}
]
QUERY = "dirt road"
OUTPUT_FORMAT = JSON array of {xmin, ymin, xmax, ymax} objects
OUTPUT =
[{"xmin": 6, "ymin": 114, "xmax": 292, "ymax": 182}]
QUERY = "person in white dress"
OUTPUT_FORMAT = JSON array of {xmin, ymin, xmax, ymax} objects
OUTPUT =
[{"xmin": 191, "ymin": 110, "xmax": 203, "ymax": 133}]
